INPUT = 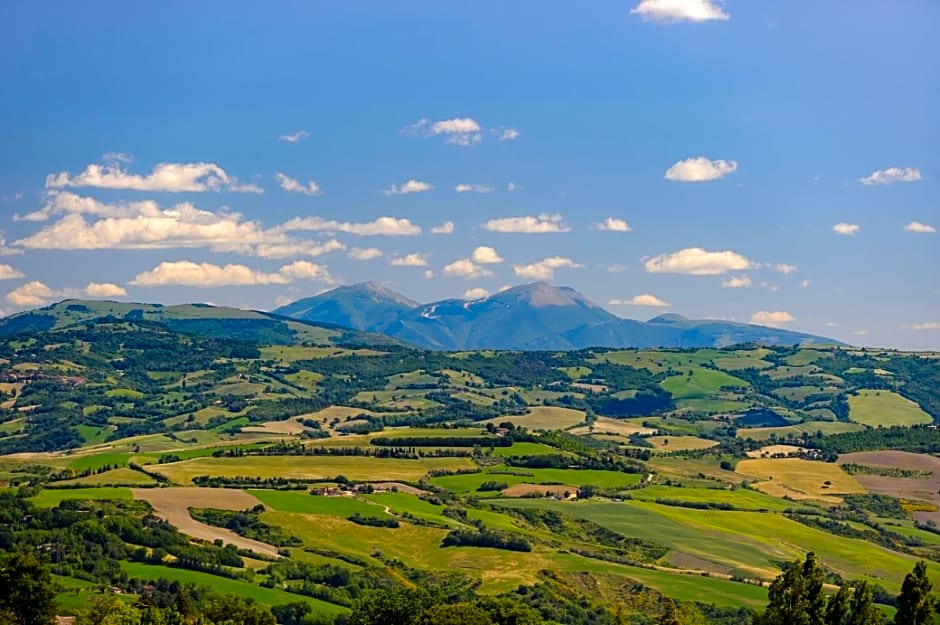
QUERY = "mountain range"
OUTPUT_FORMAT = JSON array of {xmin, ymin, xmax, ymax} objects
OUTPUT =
[{"xmin": 274, "ymin": 281, "xmax": 841, "ymax": 350}]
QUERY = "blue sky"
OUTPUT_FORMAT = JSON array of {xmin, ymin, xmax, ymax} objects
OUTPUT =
[{"xmin": 0, "ymin": 0, "xmax": 937, "ymax": 349}]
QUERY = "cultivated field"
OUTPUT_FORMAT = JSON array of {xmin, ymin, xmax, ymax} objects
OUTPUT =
[
  {"xmin": 483, "ymin": 406, "xmax": 587, "ymax": 430},
  {"xmin": 735, "ymin": 458, "xmax": 866, "ymax": 503},
  {"xmin": 847, "ymin": 390, "xmax": 933, "ymax": 427}
]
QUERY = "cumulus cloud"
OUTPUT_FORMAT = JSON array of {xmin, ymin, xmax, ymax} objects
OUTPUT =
[
  {"xmin": 507, "ymin": 182, "xmax": 518, "ymax": 192},
  {"xmin": 494, "ymin": 128, "xmax": 521, "ymax": 141},
  {"xmin": 443, "ymin": 259, "xmax": 492, "ymax": 279},
  {"xmin": 833, "ymin": 222, "xmax": 860, "ymax": 236},
  {"xmin": 645, "ymin": 247, "xmax": 753, "ymax": 275},
  {"xmin": 279, "ymin": 216, "xmax": 421, "ymax": 236},
  {"xmin": 595, "ymin": 217, "xmax": 632, "ymax": 232},
  {"xmin": 513, "ymin": 257, "xmax": 582, "ymax": 280},
  {"xmin": 275, "ymin": 173, "xmax": 322, "ymax": 196},
  {"xmin": 83, "ymin": 282, "xmax": 127, "ymax": 298},
  {"xmin": 5, "ymin": 281, "xmax": 56, "ymax": 307},
  {"xmin": 631, "ymin": 0, "xmax": 730, "ymax": 22},
  {"xmin": 382, "ymin": 179, "xmax": 432, "ymax": 196},
  {"xmin": 255, "ymin": 239, "xmax": 345, "ymax": 260},
  {"xmin": 348, "ymin": 247, "xmax": 383, "ymax": 261},
  {"xmin": 800, "ymin": 279, "xmax": 811, "ymax": 288},
  {"xmin": 464, "ymin": 288, "xmax": 490, "ymax": 299},
  {"xmin": 722, "ymin": 274, "xmax": 752, "ymax": 288},
  {"xmin": 750, "ymin": 311, "xmax": 795, "ymax": 327},
  {"xmin": 482, "ymin": 213, "xmax": 570, "ymax": 234},
  {"xmin": 909, "ymin": 322, "xmax": 940, "ymax": 331},
  {"xmin": 424, "ymin": 270, "xmax": 435, "ymax": 279},
  {"xmin": 859, "ymin": 167, "xmax": 922, "ymax": 185},
  {"xmin": 46, "ymin": 161, "xmax": 263, "ymax": 193},
  {"xmin": 665, "ymin": 157, "xmax": 737, "ymax": 182},
  {"xmin": 610, "ymin": 294, "xmax": 670, "ymax": 307},
  {"xmin": 853, "ymin": 330, "xmax": 868, "ymax": 337},
  {"xmin": 431, "ymin": 221, "xmax": 455, "ymax": 235},
  {"xmin": 905, "ymin": 221, "xmax": 935, "ymax": 233},
  {"xmin": 278, "ymin": 130, "xmax": 310, "ymax": 143},
  {"xmin": 471, "ymin": 246, "xmax": 503, "ymax": 264},
  {"xmin": 130, "ymin": 260, "xmax": 332, "ymax": 288},
  {"xmin": 406, "ymin": 117, "xmax": 482, "ymax": 146},
  {"xmin": 775, "ymin": 263, "xmax": 797, "ymax": 274},
  {"xmin": 390, "ymin": 253, "xmax": 429, "ymax": 267},
  {"xmin": 455, "ymin": 183, "xmax": 493, "ymax": 193},
  {"xmin": 15, "ymin": 191, "xmax": 160, "ymax": 222},
  {"xmin": 0, "ymin": 265, "xmax": 25, "ymax": 280}
]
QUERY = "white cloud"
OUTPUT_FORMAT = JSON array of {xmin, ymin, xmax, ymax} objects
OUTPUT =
[
  {"xmin": 513, "ymin": 256, "xmax": 582, "ymax": 280},
  {"xmin": 605, "ymin": 264, "xmax": 630, "ymax": 273},
  {"xmin": 443, "ymin": 259, "xmax": 492, "ymax": 279},
  {"xmin": 102, "ymin": 152, "xmax": 133, "ymax": 163},
  {"xmin": 455, "ymin": 183, "xmax": 493, "ymax": 193},
  {"xmin": 383, "ymin": 179, "xmax": 432, "ymax": 196},
  {"xmin": 595, "ymin": 217, "xmax": 632, "ymax": 232},
  {"xmin": 275, "ymin": 173, "xmax": 322, "ymax": 196},
  {"xmin": 390, "ymin": 253, "xmax": 429, "ymax": 267},
  {"xmin": 826, "ymin": 322, "xmax": 839, "ymax": 328},
  {"xmin": 471, "ymin": 246, "xmax": 503, "ymax": 264},
  {"xmin": 495, "ymin": 128, "xmax": 521, "ymax": 141},
  {"xmin": 631, "ymin": 0, "xmax": 730, "ymax": 22},
  {"xmin": 507, "ymin": 182, "xmax": 518, "ymax": 192},
  {"xmin": 278, "ymin": 130, "xmax": 310, "ymax": 143},
  {"xmin": 424, "ymin": 270, "xmax": 436, "ymax": 279},
  {"xmin": 277, "ymin": 260, "xmax": 332, "ymax": 282},
  {"xmin": 482, "ymin": 213, "xmax": 570, "ymax": 234},
  {"xmin": 722, "ymin": 274, "xmax": 752, "ymax": 288},
  {"xmin": 800, "ymin": 279, "xmax": 811, "ymax": 288},
  {"xmin": 859, "ymin": 167, "xmax": 921, "ymax": 185},
  {"xmin": 775, "ymin": 263, "xmax": 797, "ymax": 274},
  {"xmin": 0, "ymin": 265, "xmax": 25, "ymax": 280},
  {"xmin": 255, "ymin": 239, "xmax": 345, "ymax": 260},
  {"xmin": 853, "ymin": 330, "xmax": 868, "ymax": 337},
  {"xmin": 610, "ymin": 294, "xmax": 670, "ymax": 307},
  {"xmin": 46, "ymin": 161, "xmax": 262, "ymax": 193},
  {"xmin": 279, "ymin": 216, "xmax": 421, "ymax": 236},
  {"xmin": 431, "ymin": 221, "xmax": 455, "ymax": 235},
  {"xmin": 645, "ymin": 247, "xmax": 753, "ymax": 275},
  {"xmin": 348, "ymin": 247, "xmax": 383, "ymax": 261},
  {"xmin": 833, "ymin": 222, "xmax": 860, "ymax": 236},
  {"xmin": 407, "ymin": 117, "xmax": 482, "ymax": 146},
  {"xmin": 905, "ymin": 221, "xmax": 935, "ymax": 233},
  {"xmin": 750, "ymin": 311, "xmax": 796, "ymax": 327},
  {"xmin": 129, "ymin": 259, "xmax": 332, "ymax": 288},
  {"xmin": 909, "ymin": 322, "xmax": 940, "ymax": 331},
  {"xmin": 464, "ymin": 288, "xmax": 490, "ymax": 299},
  {"xmin": 665, "ymin": 157, "xmax": 737, "ymax": 182},
  {"xmin": 5, "ymin": 281, "xmax": 56, "ymax": 307},
  {"xmin": 83, "ymin": 282, "xmax": 127, "ymax": 298},
  {"xmin": 13, "ymin": 200, "xmax": 340, "ymax": 260}
]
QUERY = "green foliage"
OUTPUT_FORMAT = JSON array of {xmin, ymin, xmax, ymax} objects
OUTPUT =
[
  {"xmin": 0, "ymin": 552, "xmax": 58, "ymax": 625},
  {"xmin": 894, "ymin": 561, "xmax": 935, "ymax": 625}
]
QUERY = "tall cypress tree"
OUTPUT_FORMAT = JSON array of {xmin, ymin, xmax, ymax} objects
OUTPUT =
[{"xmin": 895, "ymin": 561, "xmax": 935, "ymax": 625}]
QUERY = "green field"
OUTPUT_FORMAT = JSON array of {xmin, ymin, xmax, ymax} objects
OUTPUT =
[
  {"xmin": 249, "ymin": 489, "xmax": 384, "ymax": 516},
  {"xmin": 120, "ymin": 562, "xmax": 347, "ymax": 614},
  {"xmin": 660, "ymin": 368, "xmax": 749, "ymax": 399},
  {"xmin": 847, "ymin": 390, "xmax": 932, "ymax": 427},
  {"xmin": 736, "ymin": 421, "xmax": 864, "ymax": 441},
  {"xmin": 430, "ymin": 467, "xmax": 642, "ymax": 493},
  {"xmin": 30, "ymin": 487, "xmax": 132, "ymax": 507}
]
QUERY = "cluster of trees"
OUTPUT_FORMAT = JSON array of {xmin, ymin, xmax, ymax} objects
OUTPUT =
[
  {"xmin": 755, "ymin": 553, "xmax": 935, "ymax": 625},
  {"xmin": 189, "ymin": 505, "xmax": 302, "ymax": 548}
]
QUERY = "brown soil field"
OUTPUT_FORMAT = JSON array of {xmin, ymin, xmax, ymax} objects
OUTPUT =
[
  {"xmin": 132, "ymin": 487, "xmax": 281, "ymax": 558},
  {"xmin": 839, "ymin": 451, "xmax": 940, "ymax": 524}
]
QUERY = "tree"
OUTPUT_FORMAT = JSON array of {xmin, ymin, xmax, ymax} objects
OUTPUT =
[
  {"xmin": 0, "ymin": 552, "xmax": 58, "ymax": 625},
  {"xmin": 202, "ymin": 597, "xmax": 275, "ymax": 625},
  {"xmin": 347, "ymin": 588, "xmax": 436, "ymax": 625},
  {"xmin": 420, "ymin": 603, "xmax": 494, "ymax": 625},
  {"xmin": 658, "ymin": 598, "xmax": 681, "ymax": 625},
  {"xmin": 846, "ymin": 581, "xmax": 883, "ymax": 625},
  {"xmin": 475, "ymin": 596, "xmax": 543, "ymax": 625},
  {"xmin": 759, "ymin": 552, "xmax": 828, "ymax": 625},
  {"xmin": 895, "ymin": 561, "xmax": 935, "ymax": 625},
  {"xmin": 825, "ymin": 585, "xmax": 851, "ymax": 625},
  {"xmin": 75, "ymin": 594, "xmax": 142, "ymax": 625}
]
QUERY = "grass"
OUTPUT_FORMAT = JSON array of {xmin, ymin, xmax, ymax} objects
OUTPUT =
[
  {"xmin": 55, "ymin": 467, "xmax": 157, "ymax": 486},
  {"xmin": 66, "ymin": 452, "xmax": 130, "ymax": 471},
  {"xmin": 30, "ymin": 487, "xmax": 132, "ymax": 507},
  {"xmin": 847, "ymin": 390, "xmax": 932, "ymax": 427},
  {"xmin": 249, "ymin": 489, "xmax": 384, "ymax": 516},
  {"xmin": 736, "ymin": 421, "xmax": 864, "ymax": 441},
  {"xmin": 154, "ymin": 455, "xmax": 476, "ymax": 484},
  {"xmin": 120, "ymin": 562, "xmax": 347, "ymax": 613},
  {"xmin": 430, "ymin": 467, "xmax": 642, "ymax": 493},
  {"xmin": 75, "ymin": 424, "xmax": 114, "ymax": 445},
  {"xmin": 491, "ymin": 442, "xmax": 565, "ymax": 457},
  {"xmin": 483, "ymin": 406, "xmax": 586, "ymax": 430},
  {"xmin": 661, "ymin": 368, "xmax": 749, "ymax": 400},
  {"xmin": 629, "ymin": 485, "xmax": 795, "ymax": 512},
  {"xmin": 646, "ymin": 436, "xmax": 718, "ymax": 451}
]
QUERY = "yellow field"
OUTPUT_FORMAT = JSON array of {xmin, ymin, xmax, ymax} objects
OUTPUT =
[
  {"xmin": 735, "ymin": 458, "xmax": 866, "ymax": 503},
  {"xmin": 153, "ymin": 455, "xmax": 476, "ymax": 484},
  {"xmin": 483, "ymin": 406, "xmax": 586, "ymax": 430},
  {"xmin": 646, "ymin": 436, "xmax": 719, "ymax": 451},
  {"xmin": 847, "ymin": 390, "xmax": 932, "ymax": 427}
]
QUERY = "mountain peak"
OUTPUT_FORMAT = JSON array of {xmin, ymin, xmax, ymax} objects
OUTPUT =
[
  {"xmin": 648, "ymin": 313, "xmax": 690, "ymax": 324},
  {"xmin": 495, "ymin": 282, "xmax": 599, "ymax": 308}
]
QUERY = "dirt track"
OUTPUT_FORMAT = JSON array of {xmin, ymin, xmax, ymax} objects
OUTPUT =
[{"xmin": 132, "ymin": 488, "xmax": 281, "ymax": 558}]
